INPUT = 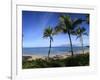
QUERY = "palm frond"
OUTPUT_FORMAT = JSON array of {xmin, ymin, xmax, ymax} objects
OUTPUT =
[
  {"xmin": 70, "ymin": 30, "xmax": 77, "ymax": 35},
  {"xmin": 43, "ymin": 26, "xmax": 53, "ymax": 38},
  {"xmin": 54, "ymin": 24, "xmax": 64, "ymax": 34},
  {"xmin": 60, "ymin": 15, "xmax": 72, "ymax": 29},
  {"xmin": 74, "ymin": 26, "xmax": 88, "ymax": 40},
  {"xmin": 72, "ymin": 18, "xmax": 85, "ymax": 27}
]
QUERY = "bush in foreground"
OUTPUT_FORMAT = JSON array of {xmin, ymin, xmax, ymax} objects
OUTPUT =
[{"xmin": 22, "ymin": 53, "xmax": 89, "ymax": 69}]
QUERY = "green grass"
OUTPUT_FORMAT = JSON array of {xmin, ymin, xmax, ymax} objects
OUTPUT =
[{"xmin": 22, "ymin": 53, "xmax": 89, "ymax": 69}]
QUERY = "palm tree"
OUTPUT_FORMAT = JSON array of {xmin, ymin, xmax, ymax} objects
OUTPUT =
[
  {"xmin": 55, "ymin": 15, "xmax": 84, "ymax": 56},
  {"xmin": 43, "ymin": 26, "xmax": 54, "ymax": 59},
  {"xmin": 74, "ymin": 27, "xmax": 88, "ymax": 54}
]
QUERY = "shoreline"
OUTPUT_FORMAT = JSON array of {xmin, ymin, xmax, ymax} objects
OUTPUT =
[
  {"xmin": 22, "ymin": 50, "xmax": 89, "ymax": 61},
  {"xmin": 23, "ymin": 49, "xmax": 89, "ymax": 56}
]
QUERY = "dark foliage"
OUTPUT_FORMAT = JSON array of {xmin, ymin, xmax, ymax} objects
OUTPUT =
[{"xmin": 22, "ymin": 53, "xmax": 89, "ymax": 69}]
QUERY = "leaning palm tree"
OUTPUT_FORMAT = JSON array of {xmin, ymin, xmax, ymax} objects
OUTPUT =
[
  {"xmin": 43, "ymin": 26, "xmax": 54, "ymax": 59},
  {"xmin": 55, "ymin": 15, "xmax": 84, "ymax": 56},
  {"xmin": 74, "ymin": 27, "xmax": 88, "ymax": 54}
]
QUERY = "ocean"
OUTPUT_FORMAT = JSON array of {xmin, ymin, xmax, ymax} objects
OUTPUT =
[{"xmin": 22, "ymin": 47, "xmax": 89, "ymax": 56}]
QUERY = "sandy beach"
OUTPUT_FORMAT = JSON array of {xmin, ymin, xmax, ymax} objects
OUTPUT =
[{"xmin": 22, "ymin": 49, "xmax": 89, "ymax": 61}]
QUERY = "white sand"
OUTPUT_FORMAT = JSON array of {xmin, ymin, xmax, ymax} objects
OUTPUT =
[{"xmin": 23, "ymin": 50, "xmax": 89, "ymax": 61}]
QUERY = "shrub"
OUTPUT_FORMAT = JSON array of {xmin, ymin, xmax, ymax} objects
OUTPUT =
[{"xmin": 22, "ymin": 53, "xmax": 89, "ymax": 69}]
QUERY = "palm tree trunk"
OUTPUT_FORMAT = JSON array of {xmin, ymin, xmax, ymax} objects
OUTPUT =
[
  {"xmin": 68, "ymin": 31, "xmax": 74, "ymax": 56},
  {"xmin": 48, "ymin": 37, "xmax": 52, "ymax": 59},
  {"xmin": 80, "ymin": 34, "xmax": 84, "ymax": 54}
]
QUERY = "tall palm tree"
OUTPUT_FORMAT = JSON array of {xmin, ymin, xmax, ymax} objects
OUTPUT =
[
  {"xmin": 74, "ymin": 27, "xmax": 88, "ymax": 54},
  {"xmin": 43, "ymin": 26, "xmax": 54, "ymax": 59},
  {"xmin": 55, "ymin": 15, "xmax": 84, "ymax": 56}
]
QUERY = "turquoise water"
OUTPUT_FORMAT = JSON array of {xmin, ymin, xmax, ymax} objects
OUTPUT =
[{"xmin": 22, "ymin": 47, "xmax": 89, "ymax": 56}]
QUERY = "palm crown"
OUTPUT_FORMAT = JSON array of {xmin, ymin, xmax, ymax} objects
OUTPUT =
[
  {"xmin": 75, "ymin": 27, "xmax": 88, "ymax": 39},
  {"xmin": 43, "ymin": 26, "xmax": 54, "ymax": 41}
]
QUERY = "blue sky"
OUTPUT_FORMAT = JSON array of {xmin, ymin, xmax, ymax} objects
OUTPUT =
[{"xmin": 22, "ymin": 11, "xmax": 89, "ymax": 47}]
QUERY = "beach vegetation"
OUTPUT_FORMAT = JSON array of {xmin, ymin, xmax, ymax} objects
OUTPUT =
[{"xmin": 22, "ymin": 53, "xmax": 89, "ymax": 69}]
